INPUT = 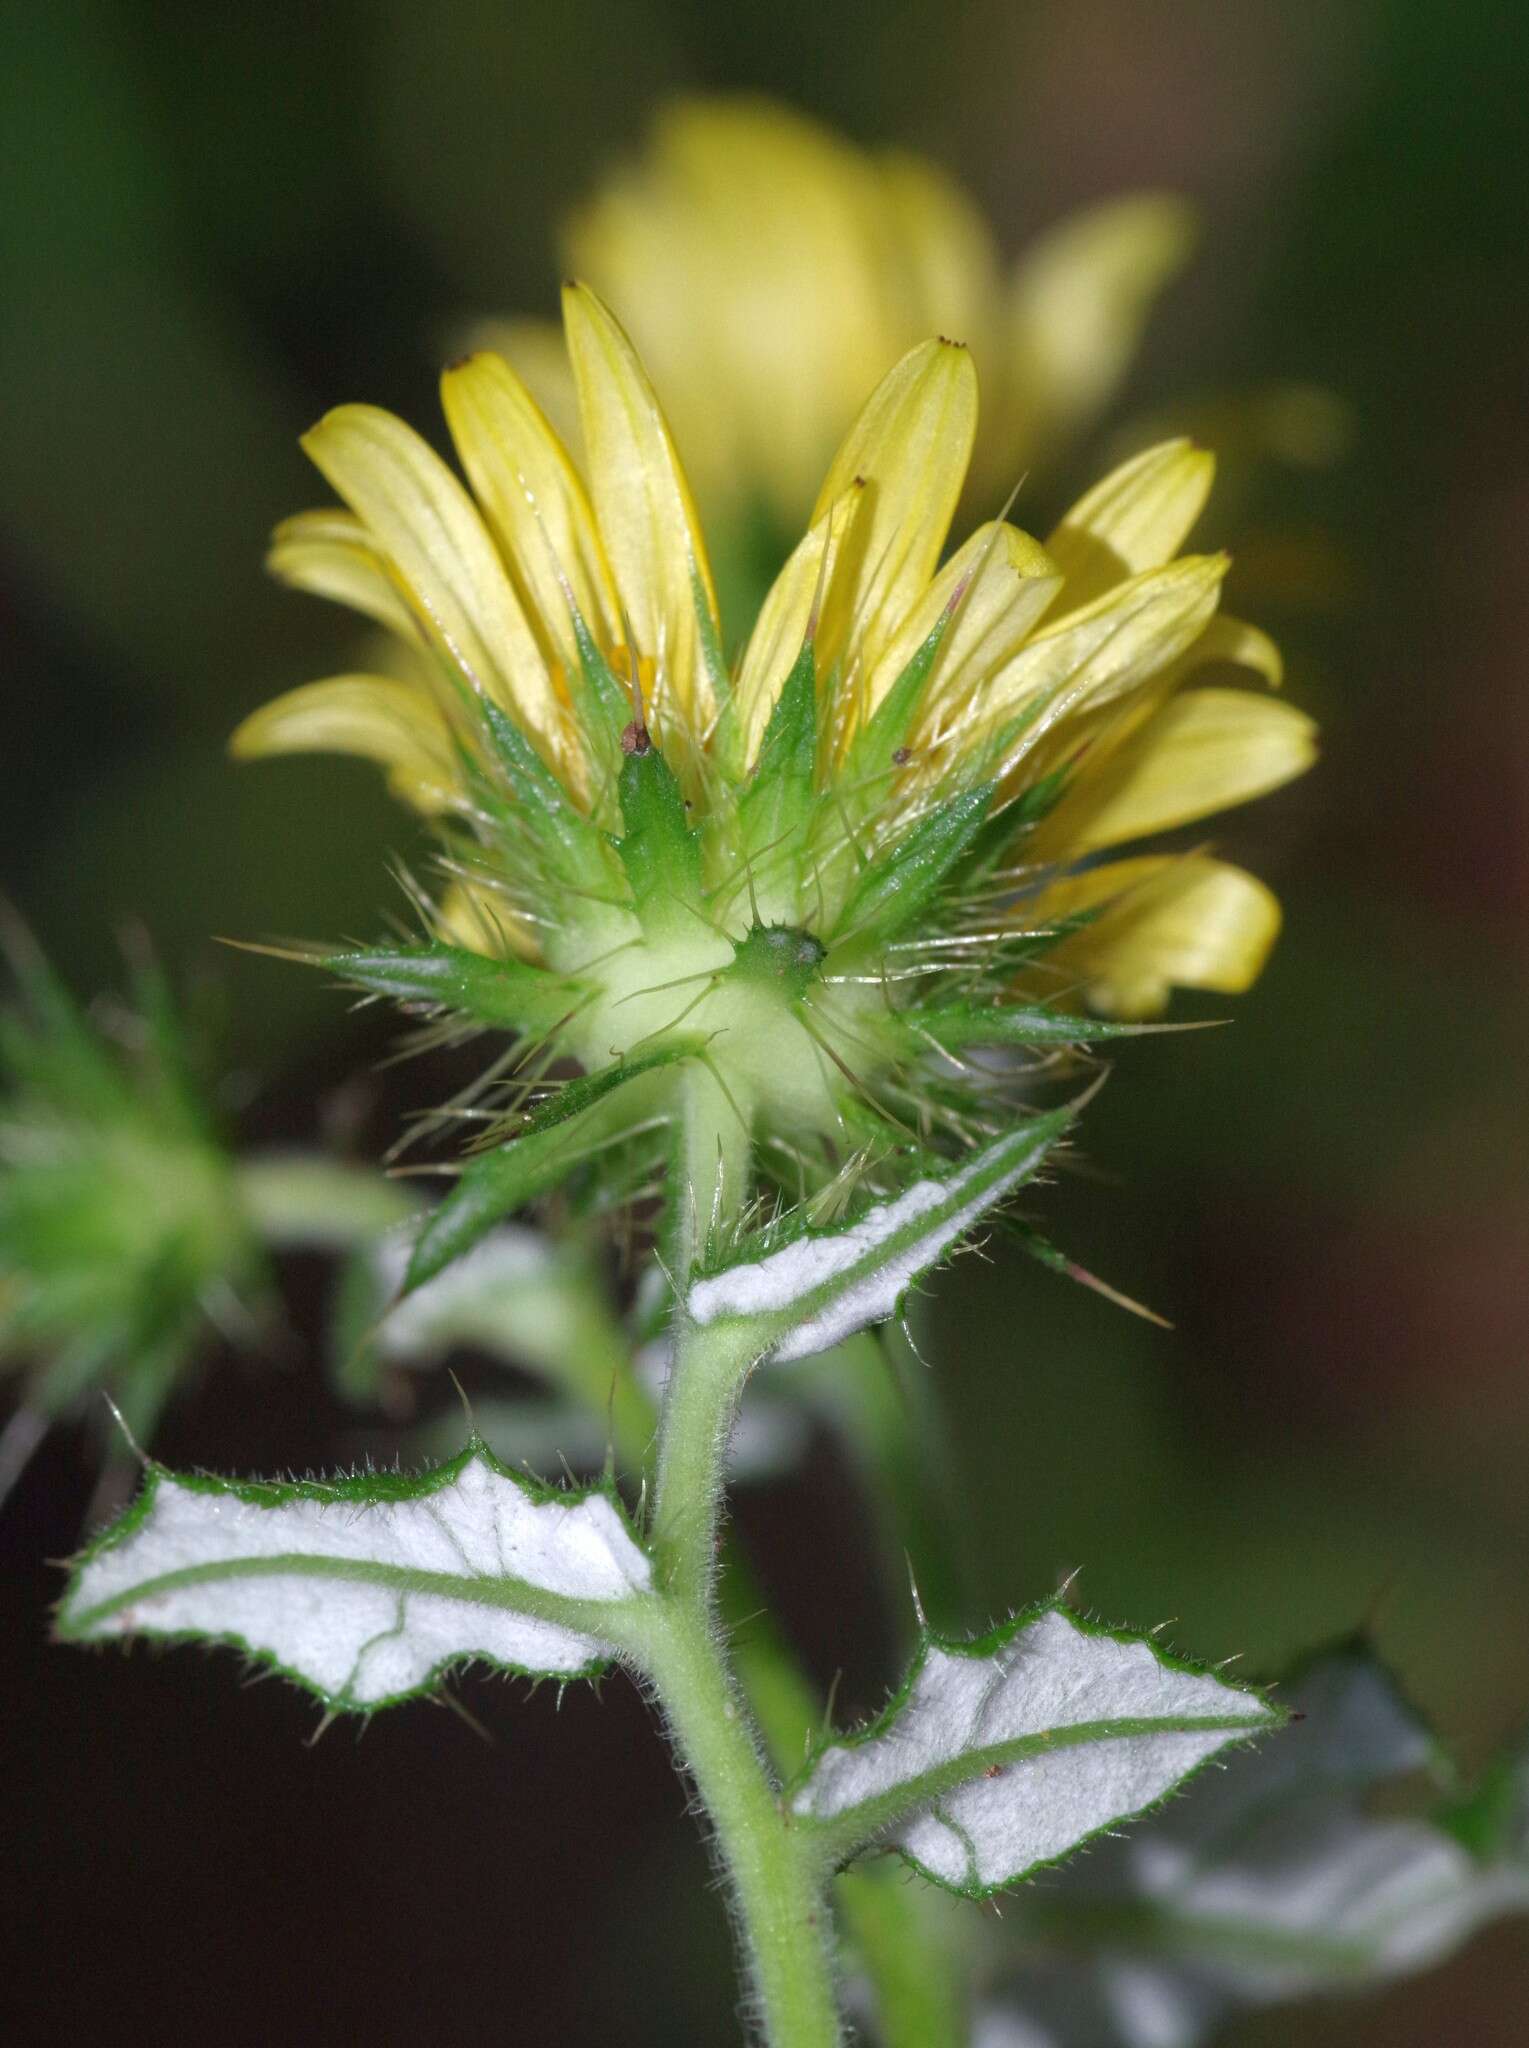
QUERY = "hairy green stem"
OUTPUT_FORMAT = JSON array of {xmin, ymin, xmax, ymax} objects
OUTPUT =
[
  {"xmin": 651, "ymin": 1316, "xmax": 757, "ymax": 1600},
  {"xmin": 670, "ymin": 1062, "xmax": 751, "ymax": 1277},
  {"xmin": 616, "ymin": 1338, "xmax": 967, "ymax": 2047},
  {"xmin": 596, "ymin": 1070, "xmax": 961, "ymax": 2043},
  {"xmin": 641, "ymin": 1596, "xmax": 843, "ymax": 2047},
  {"xmin": 643, "ymin": 1315, "xmax": 842, "ymax": 2042}
]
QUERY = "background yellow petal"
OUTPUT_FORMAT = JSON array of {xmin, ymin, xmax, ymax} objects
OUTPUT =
[
  {"xmin": 1046, "ymin": 439, "xmax": 1215, "ymax": 611},
  {"xmin": 229, "ymin": 674, "xmax": 459, "ymax": 814},
  {"xmin": 441, "ymin": 349, "xmax": 618, "ymax": 673},
  {"xmin": 266, "ymin": 509, "xmax": 421, "ymax": 643},
  {"xmin": 300, "ymin": 404, "xmax": 562, "ymax": 757},
  {"xmin": 1169, "ymin": 613, "xmax": 1285, "ymax": 690},
  {"xmin": 1031, "ymin": 854, "xmax": 1281, "ymax": 1016},
  {"xmin": 560, "ymin": 281, "xmax": 720, "ymax": 722},
  {"xmin": 873, "ymin": 151, "xmax": 1000, "ymax": 363},
  {"xmin": 1001, "ymin": 192, "xmax": 1198, "ymax": 473},
  {"xmin": 811, "ymin": 337, "xmax": 978, "ymax": 695},
  {"xmin": 1034, "ymin": 688, "xmax": 1318, "ymax": 854}
]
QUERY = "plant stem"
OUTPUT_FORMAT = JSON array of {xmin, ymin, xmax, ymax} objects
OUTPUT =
[
  {"xmin": 651, "ymin": 1317, "xmax": 755, "ymax": 1602},
  {"xmin": 607, "ymin": 1333, "xmax": 966, "ymax": 2047},
  {"xmin": 670, "ymin": 1062, "xmax": 751, "ymax": 1278},
  {"xmin": 642, "ymin": 1308, "xmax": 842, "ymax": 2042},
  {"xmin": 630, "ymin": 1077, "xmax": 960, "ymax": 2043},
  {"xmin": 642, "ymin": 1597, "xmax": 843, "ymax": 2047}
]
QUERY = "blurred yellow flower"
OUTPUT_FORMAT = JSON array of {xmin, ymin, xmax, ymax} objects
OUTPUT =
[
  {"xmin": 234, "ymin": 286, "xmax": 1312, "ymax": 1251},
  {"xmin": 472, "ymin": 97, "xmax": 1196, "ymax": 543}
]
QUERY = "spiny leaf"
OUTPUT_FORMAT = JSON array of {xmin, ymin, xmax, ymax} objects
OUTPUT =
[
  {"xmin": 617, "ymin": 739, "xmax": 703, "ymax": 933},
  {"xmin": 56, "ymin": 1442, "xmax": 654, "ymax": 1710},
  {"xmin": 568, "ymin": 606, "xmax": 633, "ymax": 744},
  {"xmin": 839, "ymin": 597, "xmax": 960, "ymax": 799},
  {"xmin": 687, "ymin": 1108, "xmax": 1070, "ymax": 1365},
  {"xmin": 514, "ymin": 1040, "xmax": 700, "ymax": 1144},
  {"xmin": 1009, "ymin": 1224, "xmax": 1172, "ymax": 1327},
  {"xmin": 405, "ymin": 1123, "xmax": 594, "ymax": 1293},
  {"xmin": 477, "ymin": 698, "xmax": 611, "ymax": 887},
  {"xmin": 834, "ymin": 784, "xmax": 994, "ymax": 955},
  {"xmin": 405, "ymin": 1043, "xmax": 698, "ymax": 1291},
  {"xmin": 325, "ymin": 941, "xmax": 579, "ymax": 1035},
  {"xmin": 791, "ymin": 1602, "xmax": 1282, "ymax": 1894},
  {"xmin": 738, "ymin": 639, "xmax": 818, "ymax": 861},
  {"xmin": 901, "ymin": 1000, "xmax": 1197, "ymax": 1052}
]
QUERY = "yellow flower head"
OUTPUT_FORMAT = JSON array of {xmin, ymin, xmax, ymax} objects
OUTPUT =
[
  {"xmin": 234, "ymin": 285, "xmax": 1314, "ymax": 1285},
  {"xmin": 475, "ymin": 98, "xmax": 1196, "ymax": 540}
]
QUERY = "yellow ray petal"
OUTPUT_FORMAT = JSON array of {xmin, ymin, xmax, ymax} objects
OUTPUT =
[
  {"xmin": 811, "ymin": 337, "xmax": 978, "ymax": 694},
  {"xmin": 1046, "ymin": 439, "xmax": 1215, "ymax": 612},
  {"xmin": 456, "ymin": 315, "xmax": 583, "ymax": 457},
  {"xmin": 560, "ymin": 281, "xmax": 720, "ymax": 722},
  {"xmin": 1170, "ymin": 612, "xmax": 1284, "ymax": 690},
  {"xmin": 989, "ymin": 555, "xmax": 1228, "ymax": 757},
  {"xmin": 1035, "ymin": 688, "xmax": 1317, "ymax": 854},
  {"xmin": 266, "ymin": 510, "xmax": 421, "ymax": 643},
  {"xmin": 229, "ymin": 674, "xmax": 458, "ymax": 814},
  {"xmin": 867, "ymin": 519, "xmax": 1061, "ymax": 731},
  {"xmin": 300, "ymin": 404, "xmax": 562, "ymax": 758},
  {"xmin": 1003, "ymin": 192, "xmax": 1197, "ymax": 470},
  {"xmin": 441, "ymin": 349, "xmax": 618, "ymax": 674},
  {"xmin": 734, "ymin": 483, "xmax": 868, "ymax": 760},
  {"xmin": 1032, "ymin": 854, "xmax": 1281, "ymax": 1016}
]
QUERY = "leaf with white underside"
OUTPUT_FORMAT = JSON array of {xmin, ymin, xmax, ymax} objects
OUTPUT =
[
  {"xmin": 791, "ymin": 1603, "xmax": 1282, "ymax": 1895},
  {"xmin": 687, "ymin": 1110, "xmax": 1070, "ymax": 1364},
  {"xmin": 56, "ymin": 1443, "xmax": 653, "ymax": 1709},
  {"xmin": 974, "ymin": 1648, "xmax": 1529, "ymax": 2048}
]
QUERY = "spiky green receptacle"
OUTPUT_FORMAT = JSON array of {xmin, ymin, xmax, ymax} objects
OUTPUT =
[{"xmin": 320, "ymin": 601, "xmax": 1142, "ymax": 1295}]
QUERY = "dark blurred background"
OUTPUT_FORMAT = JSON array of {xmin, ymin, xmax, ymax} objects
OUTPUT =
[{"xmin": 5, "ymin": 0, "xmax": 1529, "ymax": 2040}]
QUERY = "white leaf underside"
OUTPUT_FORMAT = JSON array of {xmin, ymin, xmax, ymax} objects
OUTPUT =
[
  {"xmin": 793, "ymin": 1606, "xmax": 1278, "ymax": 1893},
  {"xmin": 977, "ymin": 1653, "xmax": 1529, "ymax": 2048},
  {"xmin": 688, "ymin": 1116, "xmax": 1065, "ymax": 1363},
  {"xmin": 59, "ymin": 1449, "xmax": 652, "ymax": 1708}
]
